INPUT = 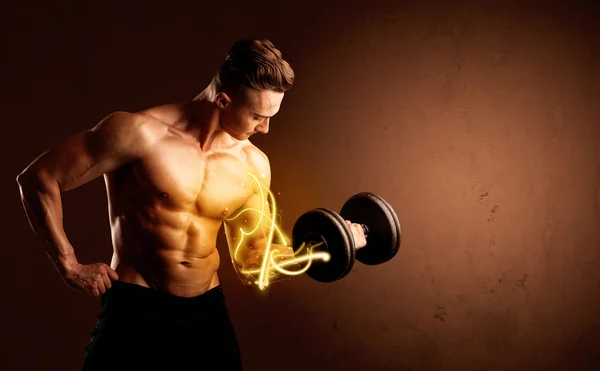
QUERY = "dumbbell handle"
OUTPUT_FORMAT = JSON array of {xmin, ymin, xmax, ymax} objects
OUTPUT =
[{"xmin": 361, "ymin": 224, "xmax": 369, "ymax": 238}]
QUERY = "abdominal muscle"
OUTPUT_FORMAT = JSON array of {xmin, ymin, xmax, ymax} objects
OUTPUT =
[
  {"xmin": 101, "ymin": 125, "xmax": 254, "ymax": 298},
  {"xmin": 109, "ymin": 208, "xmax": 224, "ymax": 298}
]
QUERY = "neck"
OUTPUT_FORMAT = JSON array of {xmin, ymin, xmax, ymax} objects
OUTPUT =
[{"xmin": 187, "ymin": 84, "xmax": 231, "ymax": 152}]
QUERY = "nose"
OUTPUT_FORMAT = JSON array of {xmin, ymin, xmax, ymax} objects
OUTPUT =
[{"xmin": 256, "ymin": 119, "xmax": 270, "ymax": 134}]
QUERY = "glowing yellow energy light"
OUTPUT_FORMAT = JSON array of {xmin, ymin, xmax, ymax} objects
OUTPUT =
[{"xmin": 224, "ymin": 172, "xmax": 330, "ymax": 290}]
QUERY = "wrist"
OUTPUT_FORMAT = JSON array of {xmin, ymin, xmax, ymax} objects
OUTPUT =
[{"xmin": 57, "ymin": 252, "xmax": 79, "ymax": 275}]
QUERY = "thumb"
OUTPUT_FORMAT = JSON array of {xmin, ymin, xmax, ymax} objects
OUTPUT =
[{"xmin": 106, "ymin": 266, "xmax": 119, "ymax": 281}]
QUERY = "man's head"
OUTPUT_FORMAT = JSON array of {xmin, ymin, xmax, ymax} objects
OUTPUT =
[{"xmin": 212, "ymin": 38, "xmax": 295, "ymax": 140}]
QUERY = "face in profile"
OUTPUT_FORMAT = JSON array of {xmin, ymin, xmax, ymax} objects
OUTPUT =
[{"xmin": 217, "ymin": 87, "xmax": 284, "ymax": 140}]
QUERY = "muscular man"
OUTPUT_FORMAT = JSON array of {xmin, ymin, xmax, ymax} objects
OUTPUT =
[{"xmin": 17, "ymin": 38, "xmax": 366, "ymax": 370}]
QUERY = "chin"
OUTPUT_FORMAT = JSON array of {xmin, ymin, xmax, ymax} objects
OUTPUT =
[
  {"xmin": 223, "ymin": 129, "xmax": 245, "ymax": 141},
  {"xmin": 232, "ymin": 133, "xmax": 250, "ymax": 141}
]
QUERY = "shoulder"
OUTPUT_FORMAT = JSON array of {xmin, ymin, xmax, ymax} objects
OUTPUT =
[
  {"xmin": 94, "ymin": 110, "xmax": 160, "ymax": 133},
  {"xmin": 136, "ymin": 103, "xmax": 187, "ymax": 126},
  {"xmin": 97, "ymin": 103, "xmax": 186, "ymax": 136},
  {"xmin": 241, "ymin": 143, "xmax": 271, "ymax": 184},
  {"xmin": 90, "ymin": 111, "xmax": 168, "ymax": 151},
  {"xmin": 242, "ymin": 143, "xmax": 270, "ymax": 171}
]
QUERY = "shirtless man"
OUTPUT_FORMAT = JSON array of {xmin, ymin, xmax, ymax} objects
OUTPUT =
[{"xmin": 16, "ymin": 38, "xmax": 366, "ymax": 370}]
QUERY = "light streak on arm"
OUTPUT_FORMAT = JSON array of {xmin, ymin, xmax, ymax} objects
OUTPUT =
[{"xmin": 223, "ymin": 172, "xmax": 330, "ymax": 290}]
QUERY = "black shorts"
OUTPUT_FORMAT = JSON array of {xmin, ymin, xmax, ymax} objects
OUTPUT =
[{"xmin": 81, "ymin": 281, "xmax": 243, "ymax": 371}]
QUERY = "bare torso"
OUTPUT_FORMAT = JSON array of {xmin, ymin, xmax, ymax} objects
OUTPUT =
[{"xmin": 106, "ymin": 104, "xmax": 263, "ymax": 297}]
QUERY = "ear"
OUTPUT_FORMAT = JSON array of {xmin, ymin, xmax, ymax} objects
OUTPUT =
[{"xmin": 216, "ymin": 92, "xmax": 231, "ymax": 109}]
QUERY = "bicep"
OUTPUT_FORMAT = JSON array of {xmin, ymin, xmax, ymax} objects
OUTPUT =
[
  {"xmin": 223, "ymin": 190, "xmax": 280, "ymax": 272},
  {"xmin": 224, "ymin": 191, "xmax": 273, "ymax": 247},
  {"xmin": 224, "ymin": 147, "xmax": 274, "ymax": 251},
  {"xmin": 20, "ymin": 112, "xmax": 149, "ymax": 191}
]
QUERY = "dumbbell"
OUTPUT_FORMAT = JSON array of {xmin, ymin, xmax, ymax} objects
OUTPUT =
[{"xmin": 291, "ymin": 192, "xmax": 402, "ymax": 283}]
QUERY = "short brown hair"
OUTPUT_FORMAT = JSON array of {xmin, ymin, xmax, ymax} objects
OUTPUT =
[{"xmin": 213, "ymin": 38, "xmax": 295, "ymax": 94}]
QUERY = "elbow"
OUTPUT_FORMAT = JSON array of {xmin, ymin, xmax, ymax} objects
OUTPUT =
[
  {"xmin": 16, "ymin": 169, "xmax": 56, "ymax": 193},
  {"xmin": 16, "ymin": 170, "xmax": 31, "ymax": 187},
  {"xmin": 16, "ymin": 168, "xmax": 40, "ymax": 186},
  {"xmin": 16, "ymin": 171, "xmax": 35, "ymax": 201}
]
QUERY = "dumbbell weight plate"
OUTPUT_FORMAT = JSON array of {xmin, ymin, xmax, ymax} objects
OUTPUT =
[
  {"xmin": 292, "ymin": 208, "xmax": 356, "ymax": 282},
  {"xmin": 314, "ymin": 207, "xmax": 357, "ymax": 281},
  {"xmin": 339, "ymin": 192, "xmax": 401, "ymax": 265}
]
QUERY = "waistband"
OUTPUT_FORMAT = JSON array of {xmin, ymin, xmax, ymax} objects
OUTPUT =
[{"xmin": 99, "ymin": 280, "xmax": 226, "ymax": 318}]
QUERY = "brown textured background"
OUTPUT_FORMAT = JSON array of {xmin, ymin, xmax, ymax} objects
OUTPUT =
[{"xmin": 3, "ymin": 0, "xmax": 600, "ymax": 370}]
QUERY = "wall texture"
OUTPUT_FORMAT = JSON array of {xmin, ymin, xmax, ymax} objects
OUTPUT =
[{"xmin": 3, "ymin": 1, "xmax": 600, "ymax": 370}]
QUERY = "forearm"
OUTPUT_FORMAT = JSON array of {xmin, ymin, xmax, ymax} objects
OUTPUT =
[
  {"xmin": 232, "ymin": 239, "xmax": 299, "ymax": 287},
  {"xmin": 17, "ymin": 172, "xmax": 78, "ymax": 275},
  {"xmin": 265, "ymin": 243, "xmax": 294, "ymax": 259}
]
